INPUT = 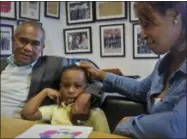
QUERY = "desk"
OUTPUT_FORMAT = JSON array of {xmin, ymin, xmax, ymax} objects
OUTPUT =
[{"xmin": 1, "ymin": 117, "xmax": 126, "ymax": 138}]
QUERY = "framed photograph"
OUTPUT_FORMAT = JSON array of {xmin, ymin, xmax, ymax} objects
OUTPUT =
[
  {"xmin": 17, "ymin": 20, "xmax": 42, "ymax": 27},
  {"xmin": 66, "ymin": 2, "xmax": 94, "ymax": 25},
  {"xmin": 133, "ymin": 23, "xmax": 160, "ymax": 59},
  {"xmin": 44, "ymin": 2, "xmax": 60, "ymax": 19},
  {"xmin": 63, "ymin": 27, "xmax": 92, "ymax": 54},
  {"xmin": 0, "ymin": 24, "xmax": 14, "ymax": 57},
  {"xmin": 19, "ymin": 2, "xmax": 40, "ymax": 21},
  {"xmin": 129, "ymin": 2, "xmax": 138, "ymax": 22},
  {"xmin": 96, "ymin": 2, "xmax": 127, "ymax": 21},
  {"xmin": 0, "ymin": 1, "xmax": 17, "ymax": 20},
  {"xmin": 100, "ymin": 24, "xmax": 125, "ymax": 57}
]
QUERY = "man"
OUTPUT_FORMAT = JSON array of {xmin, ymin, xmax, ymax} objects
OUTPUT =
[
  {"xmin": 72, "ymin": 35, "xmax": 81, "ymax": 50},
  {"xmin": 0, "ymin": 21, "xmax": 100, "ymax": 124},
  {"xmin": 80, "ymin": 33, "xmax": 88, "ymax": 49}
]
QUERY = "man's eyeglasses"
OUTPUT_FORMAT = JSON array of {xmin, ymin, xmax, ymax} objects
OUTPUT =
[{"xmin": 15, "ymin": 37, "xmax": 41, "ymax": 49}]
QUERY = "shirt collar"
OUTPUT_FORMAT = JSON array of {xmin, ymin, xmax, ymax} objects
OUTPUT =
[
  {"xmin": 158, "ymin": 52, "xmax": 186, "ymax": 75},
  {"xmin": 60, "ymin": 102, "xmax": 74, "ymax": 108},
  {"xmin": 7, "ymin": 55, "xmax": 37, "ymax": 67}
]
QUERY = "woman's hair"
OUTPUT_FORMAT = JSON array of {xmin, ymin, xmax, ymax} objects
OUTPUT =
[
  {"xmin": 134, "ymin": 2, "xmax": 186, "ymax": 38},
  {"xmin": 60, "ymin": 64, "xmax": 89, "ymax": 84}
]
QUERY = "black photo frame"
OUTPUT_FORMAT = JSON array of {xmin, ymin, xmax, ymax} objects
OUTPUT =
[
  {"xmin": 63, "ymin": 27, "xmax": 92, "ymax": 54},
  {"xmin": 132, "ymin": 23, "xmax": 160, "ymax": 59},
  {"xmin": 0, "ymin": 1, "xmax": 17, "ymax": 20},
  {"xmin": 129, "ymin": 2, "xmax": 139, "ymax": 23},
  {"xmin": 66, "ymin": 2, "xmax": 94, "ymax": 25},
  {"xmin": 100, "ymin": 24, "xmax": 125, "ymax": 57},
  {"xmin": 95, "ymin": 2, "xmax": 127, "ymax": 21},
  {"xmin": 44, "ymin": 2, "xmax": 60, "ymax": 19},
  {"xmin": 0, "ymin": 24, "xmax": 14, "ymax": 57},
  {"xmin": 19, "ymin": 2, "xmax": 40, "ymax": 21}
]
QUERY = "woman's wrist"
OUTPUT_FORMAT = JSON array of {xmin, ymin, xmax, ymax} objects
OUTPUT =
[{"xmin": 98, "ymin": 70, "xmax": 106, "ymax": 81}]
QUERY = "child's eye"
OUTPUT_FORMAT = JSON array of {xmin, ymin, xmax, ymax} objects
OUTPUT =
[
  {"xmin": 62, "ymin": 84, "xmax": 70, "ymax": 88},
  {"xmin": 75, "ymin": 85, "xmax": 82, "ymax": 88}
]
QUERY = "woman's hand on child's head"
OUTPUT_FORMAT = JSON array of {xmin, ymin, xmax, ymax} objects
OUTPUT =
[
  {"xmin": 76, "ymin": 61, "xmax": 105, "ymax": 81},
  {"xmin": 45, "ymin": 88, "xmax": 61, "ymax": 104}
]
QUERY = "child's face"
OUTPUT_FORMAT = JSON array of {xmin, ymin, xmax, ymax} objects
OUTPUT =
[{"xmin": 60, "ymin": 69, "xmax": 87, "ymax": 104}]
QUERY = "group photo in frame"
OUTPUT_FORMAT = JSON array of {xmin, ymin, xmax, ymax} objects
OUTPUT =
[
  {"xmin": 63, "ymin": 27, "xmax": 92, "ymax": 54},
  {"xmin": 132, "ymin": 23, "xmax": 160, "ymax": 59},
  {"xmin": 100, "ymin": 24, "xmax": 125, "ymax": 57},
  {"xmin": 95, "ymin": 2, "xmax": 127, "ymax": 21},
  {"xmin": 44, "ymin": 2, "xmax": 60, "ymax": 19},
  {"xmin": 129, "ymin": 2, "xmax": 139, "ymax": 22},
  {"xmin": 19, "ymin": 2, "xmax": 40, "ymax": 21},
  {"xmin": 0, "ymin": 24, "xmax": 14, "ymax": 57},
  {"xmin": 0, "ymin": 1, "xmax": 17, "ymax": 20},
  {"xmin": 66, "ymin": 2, "xmax": 94, "ymax": 25},
  {"xmin": 17, "ymin": 20, "xmax": 42, "ymax": 27}
]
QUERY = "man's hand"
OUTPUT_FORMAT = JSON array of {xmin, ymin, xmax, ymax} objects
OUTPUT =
[{"xmin": 70, "ymin": 93, "xmax": 91, "ymax": 125}]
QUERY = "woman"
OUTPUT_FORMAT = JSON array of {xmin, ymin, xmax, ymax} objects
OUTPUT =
[{"xmin": 77, "ymin": 2, "xmax": 186, "ymax": 138}]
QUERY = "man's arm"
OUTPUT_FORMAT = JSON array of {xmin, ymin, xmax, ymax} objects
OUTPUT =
[{"xmin": 114, "ymin": 96, "xmax": 186, "ymax": 138}]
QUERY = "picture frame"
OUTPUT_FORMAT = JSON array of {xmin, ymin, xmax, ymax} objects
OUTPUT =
[
  {"xmin": 19, "ymin": 2, "xmax": 40, "ymax": 21},
  {"xmin": 0, "ymin": 24, "xmax": 14, "ymax": 57},
  {"xmin": 0, "ymin": 1, "xmax": 17, "ymax": 20},
  {"xmin": 63, "ymin": 27, "xmax": 92, "ymax": 54},
  {"xmin": 95, "ymin": 2, "xmax": 127, "ymax": 21},
  {"xmin": 129, "ymin": 2, "xmax": 138, "ymax": 22},
  {"xmin": 132, "ymin": 23, "xmax": 160, "ymax": 59},
  {"xmin": 17, "ymin": 20, "xmax": 42, "ymax": 27},
  {"xmin": 66, "ymin": 2, "xmax": 94, "ymax": 25},
  {"xmin": 44, "ymin": 2, "xmax": 60, "ymax": 19},
  {"xmin": 100, "ymin": 24, "xmax": 125, "ymax": 57}
]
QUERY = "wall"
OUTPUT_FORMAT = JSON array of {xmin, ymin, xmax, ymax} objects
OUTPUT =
[{"xmin": 1, "ymin": 2, "xmax": 161, "ymax": 79}]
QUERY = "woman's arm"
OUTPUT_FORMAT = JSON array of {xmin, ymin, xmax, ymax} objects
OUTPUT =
[
  {"xmin": 21, "ymin": 88, "xmax": 61, "ymax": 120},
  {"xmin": 102, "ymin": 72, "xmax": 153, "ymax": 103},
  {"xmin": 114, "ymin": 96, "xmax": 186, "ymax": 138},
  {"xmin": 77, "ymin": 61, "xmax": 159, "ymax": 103}
]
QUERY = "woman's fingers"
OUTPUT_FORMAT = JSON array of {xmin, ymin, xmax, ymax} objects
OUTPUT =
[
  {"xmin": 76, "ymin": 61, "xmax": 97, "ymax": 76},
  {"xmin": 76, "ymin": 61, "xmax": 93, "ymax": 69},
  {"xmin": 76, "ymin": 61, "xmax": 105, "ymax": 81}
]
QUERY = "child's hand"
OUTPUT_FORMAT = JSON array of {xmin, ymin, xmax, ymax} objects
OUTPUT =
[
  {"xmin": 45, "ymin": 88, "xmax": 61, "ymax": 104},
  {"xmin": 70, "ymin": 93, "xmax": 91, "ymax": 125}
]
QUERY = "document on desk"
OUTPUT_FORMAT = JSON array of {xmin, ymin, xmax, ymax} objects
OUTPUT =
[{"xmin": 16, "ymin": 124, "xmax": 93, "ymax": 138}]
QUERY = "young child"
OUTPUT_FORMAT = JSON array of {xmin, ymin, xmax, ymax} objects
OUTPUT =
[{"xmin": 21, "ymin": 65, "xmax": 110, "ymax": 133}]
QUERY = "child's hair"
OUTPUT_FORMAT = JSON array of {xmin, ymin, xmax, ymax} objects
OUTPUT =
[{"xmin": 60, "ymin": 64, "xmax": 90, "ymax": 84}]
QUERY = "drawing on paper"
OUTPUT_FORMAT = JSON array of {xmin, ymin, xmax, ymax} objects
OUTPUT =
[{"xmin": 39, "ymin": 129, "xmax": 82, "ymax": 138}]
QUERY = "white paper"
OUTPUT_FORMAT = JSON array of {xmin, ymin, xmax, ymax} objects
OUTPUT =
[{"xmin": 16, "ymin": 124, "xmax": 93, "ymax": 138}]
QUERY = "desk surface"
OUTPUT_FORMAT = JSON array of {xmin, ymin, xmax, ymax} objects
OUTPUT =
[{"xmin": 1, "ymin": 117, "xmax": 126, "ymax": 138}]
